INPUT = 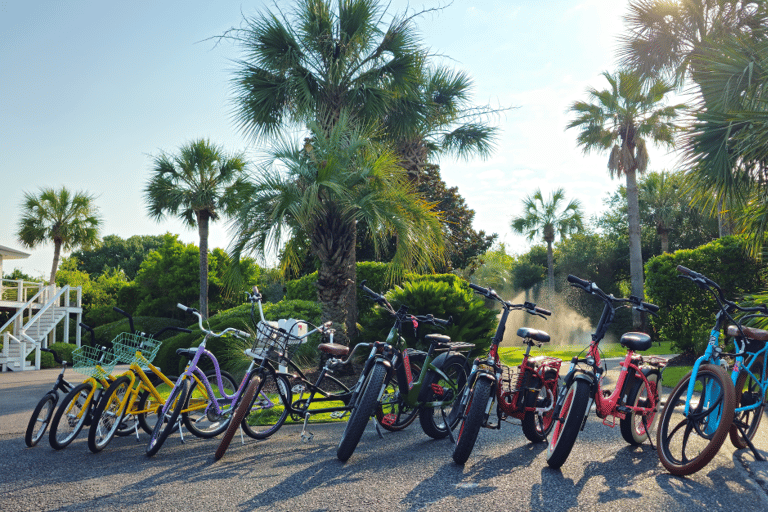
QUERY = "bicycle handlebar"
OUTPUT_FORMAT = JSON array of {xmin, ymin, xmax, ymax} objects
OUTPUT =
[
  {"xmin": 178, "ymin": 303, "xmax": 252, "ymax": 339},
  {"xmin": 568, "ymin": 275, "xmax": 660, "ymax": 314},
  {"xmin": 40, "ymin": 347, "xmax": 69, "ymax": 366},
  {"xmin": 469, "ymin": 282, "xmax": 551, "ymax": 317},
  {"xmin": 677, "ymin": 266, "xmax": 768, "ymax": 316}
]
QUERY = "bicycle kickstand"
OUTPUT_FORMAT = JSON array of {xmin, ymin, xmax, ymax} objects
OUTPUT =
[
  {"xmin": 441, "ymin": 407, "xmax": 456, "ymax": 444},
  {"xmin": 177, "ymin": 420, "xmax": 186, "ymax": 444},
  {"xmin": 300, "ymin": 412, "xmax": 314, "ymax": 443},
  {"xmin": 738, "ymin": 423, "xmax": 767, "ymax": 461},
  {"xmin": 374, "ymin": 421, "xmax": 384, "ymax": 439}
]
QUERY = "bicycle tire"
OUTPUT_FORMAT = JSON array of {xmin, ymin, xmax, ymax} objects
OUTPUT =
[
  {"xmin": 546, "ymin": 379, "xmax": 590, "ymax": 469},
  {"xmin": 25, "ymin": 393, "xmax": 57, "ymax": 447},
  {"xmin": 656, "ymin": 364, "xmax": 735, "ymax": 476},
  {"xmin": 87, "ymin": 375, "xmax": 131, "ymax": 453},
  {"xmin": 453, "ymin": 377, "xmax": 493, "ymax": 465},
  {"xmin": 146, "ymin": 378, "xmax": 189, "ymax": 457},
  {"xmin": 418, "ymin": 354, "xmax": 469, "ymax": 439},
  {"xmin": 522, "ymin": 369, "xmax": 558, "ymax": 443},
  {"xmin": 620, "ymin": 368, "xmax": 661, "ymax": 445},
  {"xmin": 240, "ymin": 372, "xmax": 291, "ymax": 440},
  {"xmin": 375, "ymin": 355, "xmax": 422, "ymax": 432},
  {"xmin": 136, "ymin": 375, "xmax": 178, "ymax": 434},
  {"xmin": 215, "ymin": 375, "xmax": 262, "ymax": 461},
  {"xmin": 49, "ymin": 382, "xmax": 94, "ymax": 450},
  {"xmin": 729, "ymin": 369, "xmax": 765, "ymax": 449},
  {"xmin": 183, "ymin": 370, "xmax": 238, "ymax": 438},
  {"xmin": 337, "ymin": 362, "xmax": 387, "ymax": 462}
]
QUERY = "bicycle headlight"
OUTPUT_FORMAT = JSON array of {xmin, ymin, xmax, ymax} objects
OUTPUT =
[{"xmin": 585, "ymin": 356, "xmax": 595, "ymax": 366}]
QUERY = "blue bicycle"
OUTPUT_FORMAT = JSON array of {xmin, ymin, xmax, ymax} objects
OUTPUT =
[{"xmin": 656, "ymin": 265, "xmax": 768, "ymax": 475}]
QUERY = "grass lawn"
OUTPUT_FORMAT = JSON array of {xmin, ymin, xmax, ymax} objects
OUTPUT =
[{"xmin": 498, "ymin": 340, "xmax": 675, "ymax": 366}]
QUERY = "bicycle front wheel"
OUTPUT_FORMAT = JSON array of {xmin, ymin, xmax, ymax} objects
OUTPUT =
[
  {"xmin": 136, "ymin": 375, "xmax": 177, "ymax": 435},
  {"xmin": 453, "ymin": 377, "xmax": 493, "ymax": 465},
  {"xmin": 546, "ymin": 379, "xmax": 590, "ymax": 469},
  {"xmin": 620, "ymin": 368, "xmax": 661, "ymax": 445},
  {"xmin": 49, "ymin": 382, "xmax": 94, "ymax": 450},
  {"xmin": 25, "ymin": 393, "xmax": 57, "ymax": 447},
  {"xmin": 656, "ymin": 364, "xmax": 735, "ymax": 476},
  {"xmin": 215, "ymin": 374, "xmax": 262, "ymax": 461},
  {"xmin": 183, "ymin": 370, "xmax": 237, "ymax": 438},
  {"xmin": 146, "ymin": 378, "xmax": 189, "ymax": 457},
  {"xmin": 337, "ymin": 362, "xmax": 387, "ymax": 462},
  {"xmin": 418, "ymin": 354, "xmax": 469, "ymax": 439},
  {"xmin": 729, "ymin": 369, "xmax": 766, "ymax": 449},
  {"xmin": 88, "ymin": 375, "xmax": 131, "ymax": 453},
  {"xmin": 241, "ymin": 372, "xmax": 291, "ymax": 440}
]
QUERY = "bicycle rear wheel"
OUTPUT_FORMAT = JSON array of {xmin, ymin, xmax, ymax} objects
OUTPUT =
[
  {"xmin": 375, "ymin": 355, "xmax": 422, "ymax": 432},
  {"xmin": 522, "ymin": 369, "xmax": 558, "ymax": 443},
  {"xmin": 453, "ymin": 377, "xmax": 493, "ymax": 465},
  {"xmin": 546, "ymin": 379, "xmax": 590, "ymax": 469},
  {"xmin": 136, "ymin": 375, "xmax": 177, "ymax": 434},
  {"xmin": 26, "ymin": 393, "xmax": 57, "ymax": 447},
  {"xmin": 240, "ymin": 372, "xmax": 291, "ymax": 440},
  {"xmin": 656, "ymin": 364, "xmax": 735, "ymax": 476},
  {"xmin": 729, "ymin": 369, "xmax": 766, "ymax": 449},
  {"xmin": 49, "ymin": 382, "xmax": 94, "ymax": 450},
  {"xmin": 620, "ymin": 368, "xmax": 661, "ymax": 445},
  {"xmin": 146, "ymin": 378, "xmax": 188, "ymax": 457},
  {"xmin": 337, "ymin": 362, "xmax": 387, "ymax": 462},
  {"xmin": 418, "ymin": 354, "xmax": 468, "ymax": 439},
  {"xmin": 88, "ymin": 375, "xmax": 131, "ymax": 453},
  {"xmin": 182, "ymin": 370, "xmax": 237, "ymax": 438}
]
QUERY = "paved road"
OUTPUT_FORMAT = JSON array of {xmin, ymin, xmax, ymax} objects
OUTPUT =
[{"xmin": 2, "ymin": 367, "xmax": 768, "ymax": 512}]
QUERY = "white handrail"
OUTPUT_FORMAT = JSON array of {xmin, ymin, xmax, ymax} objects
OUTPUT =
[
  {"xmin": 21, "ymin": 285, "xmax": 70, "ymax": 341},
  {"xmin": 0, "ymin": 286, "xmax": 46, "ymax": 335}
]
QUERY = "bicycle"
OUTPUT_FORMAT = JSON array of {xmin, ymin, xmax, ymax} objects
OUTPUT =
[
  {"xmin": 336, "ymin": 282, "xmax": 473, "ymax": 462},
  {"xmin": 452, "ymin": 283, "xmax": 560, "ymax": 465},
  {"xmin": 656, "ymin": 265, "xmax": 768, "ymax": 476},
  {"xmin": 85, "ymin": 309, "xmax": 192, "ymax": 453},
  {"xmin": 215, "ymin": 287, "xmax": 362, "ymax": 461},
  {"xmin": 546, "ymin": 275, "xmax": 666, "ymax": 469},
  {"xmin": 24, "ymin": 348, "xmax": 74, "ymax": 447}
]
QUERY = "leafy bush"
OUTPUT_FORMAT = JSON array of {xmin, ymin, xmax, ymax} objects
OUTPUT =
[
  {"xmin": 645, "ymin": 236, "xmax": 765, "ymax": 355},
  {"xmin": 28, "ymin": 342, "xmax": 78, "ymax": 369},
  {"xmin": 360, "ymin": 276, "xmax": 497, "ymax": 355}
]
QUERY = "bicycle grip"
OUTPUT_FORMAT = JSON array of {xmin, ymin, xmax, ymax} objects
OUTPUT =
[
  {"xmin": 469, "ymin": 283, "xmax": 488, "ymax": 295},
  {"xmin": 177, "ymin": 303, "xmax": 195, "ymax": 314},
  {"xmin": 642, "ymin": 301, "xmax": 660, "ymax": 313},
  {"xmin": 113, "ymin": 306, "xmax": 128, "ymax": 316},
  {"xmin": 535, "ymin": 306, "xmax": 552, "ymax": 316},
  {"xmin": 567, "ymin": 275, "xmax": 590, "ymax": 288},
  {"xmin": 234, "ymin": 329, "xmax": 251, "ymax": 339}
]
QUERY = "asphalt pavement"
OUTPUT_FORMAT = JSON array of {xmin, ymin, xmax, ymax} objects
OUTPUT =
[{"xmin": 2, "ymin": 363, "xmax": 768, "ymax": 511}]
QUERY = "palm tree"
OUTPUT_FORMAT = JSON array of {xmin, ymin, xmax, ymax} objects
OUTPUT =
[
  {"xmin": 228, "ymin": 116, "xmax": 444, "ymax": 344},
  {"xmin": 144, "ymin": 139, "xmax": 249, "ymax": 319},
  {"xmin": 228, "ymin": 0, "xmax": 422, "ymax": 140},
  {"xmin": 17, "ymin": 187, "xmax": 101, "ymax": 285},
  {"xmin": 618, "ymin": 0, "xmax": 768, "ymax": 88},
  {"xmin": 567, "ymin": 70, "xmax": 683, "ymax": 326},
  {"xmin": 511, "ymin": 188, "xmax": 583, "ymax": 294},
  {"xmin": 638, "ymin": 170, "xmax": 681, "ymax": 253}
]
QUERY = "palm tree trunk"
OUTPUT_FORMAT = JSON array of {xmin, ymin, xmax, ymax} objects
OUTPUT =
[
  {"xmin": 49, "ymin": 239, "xmax": 62, "ymax": 285},
  {"xmin": 659, "ymin": 228, "xmax": 670, "ymax": 253},
  {"xmin": 345, "ymin": 221, "xmax": 358, "ymax": 340},
  {"xmin": 546, "ymin": 240, "xmax": 555, "ymax": 296},
  {"xmin": 197, "ymin": 211, "xmax": 209, "ymax": 320},
  {"xmin": 626, "ymin": 168, "xmax": 644, "ymax": 329}
]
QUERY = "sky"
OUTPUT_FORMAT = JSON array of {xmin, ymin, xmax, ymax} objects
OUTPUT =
[{"xmin": 0, "ymin": 0, "xmax": 681, "ymax": 279}]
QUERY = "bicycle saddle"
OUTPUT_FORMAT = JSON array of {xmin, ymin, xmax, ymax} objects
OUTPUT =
[
  {"xmin": 318, "ymin": 343, "xmax": 350, "ymax": 357},
  {"xmin": 516, "ymin": 327, "xmax": 550, "ymax": 343},
  {"xmin": 620, "ymin": 332, "xmax": 652, "ymax": 352},
  {"xmin": 727, "ymin": 325, "xmax": 768, "ymax": 341},
  {"xmin": 424, "ymin": 333, "xmax": 452, "ymax": 350},
  {"xmin": 175, "ymin": 348, "xmax": 197, "ymax": 360}
]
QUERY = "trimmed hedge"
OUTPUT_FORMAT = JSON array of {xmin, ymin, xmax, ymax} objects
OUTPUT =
[
  {"xmin": 645, "ymin": 236, "xmax": 765, "ymax": 355},
  {"xmin": 28, "ymin": 342, "xmax": 78, "ymax": 369}
]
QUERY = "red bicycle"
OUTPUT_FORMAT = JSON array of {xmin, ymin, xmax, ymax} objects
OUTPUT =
[
  {"xmin": 546, "ymin": 275, "xmax": 667, "ymax": 469},
  {"xmin": 452, "ymin": 283, "xmax": 561, "ymax": 465}
]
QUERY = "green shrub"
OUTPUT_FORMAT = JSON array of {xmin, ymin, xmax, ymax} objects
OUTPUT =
[
  {"xmin": 645, "ymin": 236, "xmax": 765, "ymax": 355},
  {"xmin": 28, "ymin": 342, "xmax": 78, "ymax": 369},
  {"xmin": 360, "ymin": 276, "xmax": 497, "ymax": 355}
]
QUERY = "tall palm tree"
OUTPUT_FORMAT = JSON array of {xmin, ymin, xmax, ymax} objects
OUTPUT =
[
  {"xmin": 619, "ymin": 0, "xmax": 768, "ymax": 88},
  {"xmin": 144, "ymin": 139, "xmax": 249, "ymax": 319},
  {"xmin": 228, "ymin": 0, "xmax": 423, "ymax": 140},
  {"xmin": 511, "ymin": 188, "xmax": 583, "ymax": 294},
  {"xmin": 567, "ymin": 70, "xmax": 683, "ymax": 326},
  {"xmin": 639, "ymin": 170, "xmax": 681, "ymax": 253},
  {"xmin": 17, "ymin": 187, "xmax": 101, "ymax": 285},
  {"xmin": 228, "ymin": 116, "xmax": 444, "ymax": 344}
]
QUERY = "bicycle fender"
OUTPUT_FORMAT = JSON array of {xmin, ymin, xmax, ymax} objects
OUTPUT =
[{"xmin": 571, "ymin": 371, "xmax": 597, "ymax": 396}]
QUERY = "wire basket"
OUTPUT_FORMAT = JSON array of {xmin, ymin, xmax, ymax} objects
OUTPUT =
[
  {"xmin": 111, "ymin": 332, "xmax": 163, "ymax": 365},
  {"xmin": 254, "ymin": 320, "xmax": 305, "ymax": 359},
  {"xmin": 72, "ymin": 345, "xmax": 118, "ymax": 380}
]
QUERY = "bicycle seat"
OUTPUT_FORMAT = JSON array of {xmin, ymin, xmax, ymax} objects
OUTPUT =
[
  {"xmin": 176, "ymin": 348, "xmax": 198, "ymax": 360},
  {"xmin": 620, "ymin": 332, "xmax": 652, "ymax": 352},
  {"xmin": 727, "ymin": 325, "xmax": 768, "ymax": 341},
  {"xmin": 516, "ymin": 327, "xmax": 550, "ymax": 343},
  {"xmin": 424, "ymin": 333, "xmax": 452, "ymax": 350},
  {"xmin": 318, "ymin": 343, "xmax": 350, "ymax": 357}
]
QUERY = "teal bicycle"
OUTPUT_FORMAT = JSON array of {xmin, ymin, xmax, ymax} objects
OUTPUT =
[{"xmin": 656, "ymin": 265, "xmax": 768, "ymax": 476}]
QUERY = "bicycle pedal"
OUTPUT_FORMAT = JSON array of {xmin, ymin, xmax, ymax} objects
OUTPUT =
[
  {"xmin": 292, "ymin": 385, "xmax": 306, "ymax": 394},
  {"xmin": 616, "ymin": 405, "xmax": 632, "ymax": 414},
  {"xmin": 330, "ymin": 411, "xmax": 346, "ymax": 419},
  {"xmin": 301, "ymin": 432, "xmax": 314, "ymax": 443},
  {"xmin": 430, "ymin": 383, "xmax": 445, "ymax": 397}
]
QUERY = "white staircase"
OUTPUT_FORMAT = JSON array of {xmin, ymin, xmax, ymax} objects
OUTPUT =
[{"xmin": 0, "ymin": 282, "xmax": 82, "ymax": 372}]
